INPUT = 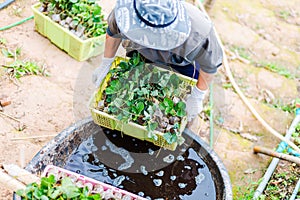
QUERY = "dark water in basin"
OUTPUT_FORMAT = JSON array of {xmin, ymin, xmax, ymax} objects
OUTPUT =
[{"xmin": 64, "ymin": 127, "xmax": 216, "ymax": 200}]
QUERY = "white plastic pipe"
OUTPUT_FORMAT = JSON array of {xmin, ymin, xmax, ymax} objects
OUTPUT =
[
  {"xmin": 253, "ymin": 114, "xmax": 300, "ymax": 199},
  {"xmin": 290, "ymin": 177, "xmax": 300, "ymax": 200},
  {"xmin": 196, "ymin": 0, "xmax": 300, "ymax": 154}
]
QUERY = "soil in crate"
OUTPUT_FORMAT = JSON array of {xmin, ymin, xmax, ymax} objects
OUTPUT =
[{"xmin": 63, "ymin": 126, "xmax": 216, "ymax": 199}]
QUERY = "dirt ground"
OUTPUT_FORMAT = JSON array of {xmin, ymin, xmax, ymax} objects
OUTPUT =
[{"xmin": 0, "ymin": 0, "xmax": 299, "ymax": 199}]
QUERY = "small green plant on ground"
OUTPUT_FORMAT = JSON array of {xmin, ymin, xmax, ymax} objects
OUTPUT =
[
  {"xmin": 234, "ymin": 177, "xmax": 263, "ymax": 200},
  {"xmin": 257, "ymin": 62, "xmax": 296, "ymax": 79},
  {"xmin": 292, "ymin": 122, "xmax": 300, "ymax": 147},
  {"xmin": 229, "ymin": 45, "xmax": 252, "ymax": 61},
  {"xmin": 277, "ymin": 10, "xmax": 291, "ymax": 21},
  {"xmin": 0, "ymin": 46, "xmax": 49, "ymax": 81},
  {"xmin": 261, "ymin": 161, "xmax": 300, "ymax": 199},
  {"xmin": 264, "ymin": 99, "xmax": 297, "ymax": 114},
  {"xmin": 11, "ymin": 5, "xmax": 23, "ymax": 17},
  {"xmin": 0, "ymin": 38, "xmax": 7, "ymax": 46},
  {"xmin": 39, "ymin": 0, "xmax": 107, "ymax": 39},
  {"xmin": 227, "ymin": 44, "xmax": 298, "ymax": 80},
  {"xmin": 96, "ymin": 53, "xmax": 190, "ymax": 145},
  {"xmin": 222, "ymin": 82, "xmax": 233, "ymax": 89}
]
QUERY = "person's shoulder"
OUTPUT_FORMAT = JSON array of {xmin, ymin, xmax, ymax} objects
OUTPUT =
[
  {"xmin": 183, "ymin": 2, "xmax": 210, "ymax": 20},
  {"xmin": 183, "ymin": 2, "xmax": 212, "ymax": 35},
  {"xmin": 183, "ymin": 2, "xmax": 201, "ymax": 12}
]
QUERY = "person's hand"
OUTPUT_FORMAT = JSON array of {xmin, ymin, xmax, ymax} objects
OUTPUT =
[
  {"xmin": 92, "ymin": 57, "xmax": 115, "ymax": 87},
  {"xmin": 185, "ymin": 85, "xmax": 207, "ymax": 122}
]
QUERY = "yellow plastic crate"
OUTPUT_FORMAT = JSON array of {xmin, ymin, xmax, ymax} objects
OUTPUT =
[
  {"xmin": 31, "ymin": 3, "xmax": 106, "ymax": 61},
  {"xmin": 89, "ymin": 57, "xmax": 196, "ymax": 151}
]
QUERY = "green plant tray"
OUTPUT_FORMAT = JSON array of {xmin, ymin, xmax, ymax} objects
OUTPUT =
[
  {"xmin": 89, "ymin": 57, "xmax": 197, "ymax": 151},
  {"xmin": 31, "ymin": 3, "xmax": 106, "ymax": 61}
]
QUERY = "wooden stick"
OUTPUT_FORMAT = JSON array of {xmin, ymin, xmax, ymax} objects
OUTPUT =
[
  {"xmin": 10, "ymin": 134, "xmax": 57, "ymax": 140},
  {"xmin": 253, "ymin": 146, "xmax": 300, "ymax": 166},
  {"xmin": 0, "ymin": 169, "xmax": 26, "ymax": 192},
  {"xmin": 0, "ymin": 99, "xmax": 11, "ymax": 107},
  {"xmin": 0, "ymin": 111, "xmax": 21, "ymax": 122},
  {"xmin": 3, "ymin": 164, "xmax": 40, "ymax": 185}
]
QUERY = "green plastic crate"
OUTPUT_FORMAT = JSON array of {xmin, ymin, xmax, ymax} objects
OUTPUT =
[
  {"xmin": 31, "ymin": 3, "xmax": 106, "ymax": 61},
  {"xmin": 89, "ymin": 57, "xmax": 197, "ymax": 151}
]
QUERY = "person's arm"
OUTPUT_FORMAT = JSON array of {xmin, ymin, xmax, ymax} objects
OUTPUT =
[
  {"xmin": 103, "ymin": 33, "xmax": 122, "ymax": 58},
  {"xmin": 92, "ymin": 7, "xmax": 123, "ymax": 87},
  {"xmin": 92, "ymin": 34, "xmax": 122, "ymax": 87},
  {"xmin": 185, "ymin": 30, "xmax": 222, "ymax": 122},
  {"xmin": 185, "ymin": 69, "xmax": 214, "ymax": 122},
  {"xmin": 196, "ymin": 69, "xmax": 214, "ymax": 90}
]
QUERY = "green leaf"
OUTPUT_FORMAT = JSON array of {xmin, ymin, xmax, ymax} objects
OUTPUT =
[
  {"xmin": 163, "ymin": 98, "xmax": 174, "ymax": 109},
  {"xmin": 175, "ymin": 101, "xmax": 186, "ymax": 117},
  {"xmin": 59, "ymin": 177, "xmax": 80, "ymax": 199},
  {"xmin": 159, "ymin": 75, "xmax": 169, "ymax": 87},
  {"xmin": 90, "ymin": 193, "xmax": 101, "ymax": 200},
  {"xmin": 136, "ymin": 101, "xmax": 144, "ymax": 114},
  {"xmin": 141, "ymin": 88, "xmax": 149, "ymax": 95},
  {"xmin": 169, "ymin": 73, "xmax": 180, "ymax": 87},
  {"xmin": 143, "ymin": 110, "xmax": 151, "ymax": 121},
  {"xmin": 15, "ymin": 189, "xmax": 25, "ymax": 197},
  {"xmin": 173, "ymin": 123, "xmax": 180, "ymax": 130},
  {"xmin": 0, "ymin": 38, "xmax": 7, "ymax": 45},
  {"xmin": 151, "ymin": 90, "xmax": 158, "ymax": 96},
  {"xmin": 25, "ymin": 183, "xmax": 38, "ymax": 194},
  {"xmin": 41, "ymin": 175, "xmax": 56, "ymax": 190},
  {"xmin": 148, "ymin": 131, "xmax": 158, "ymax": 141},
  {"xmin": 49, "ymin": 189, "xmax": 61, "ymax": 199},
  {"xmin": 130, "ymin": 52, "xmax": 140, "ymax": 66},
  {"xmin": 81, "ymin": 186, "xmax": 89, "ymax": 197},
  {"xmin": 113, "ymin": 97, "xmax": 123, "ymax": 108},
  {"xmin": 1, "ymin": 48, "xmax": 14, "ymax": 58},
  {"xmin": 41, "ymin": 195, "xmax": 50, "ymax": 200},
  {"xmin": 119, "ymin": 61, "xmax": 129, "ymax": 70},
  {"xmin": 105, "ymin": 80, "xmax": 121, "ymax": 94},
  {"xmin": 116, "ymin": 113, "xmax": 123, "ymax": 120},
  {"xmin": 147, "ymin": 122, "xmax": 158, "ymax": 131},
  {"xmin": 92, "ymin": 6, "xmax": 101, "ymax": 16},
  {"xmin": 108, "ymin": 105, "xmax": 118, "ymax": 113},
  {"xmin": 163, "ymin": 132, "xmax": 177, "ymax": 144},
  {"xmin": 147, "ymin": 105, "xmax": 156, "ymax": 116},
  {"xmin": 136, "ymin": 88, "xmax": 144, "ymax": 96},
  {"xmin": 33, "ymin": 187, "xmax": 43, "ymax": 198},
  {"xmin": 15, "ymin": 47, "xmax": 22, "ymax": 56}
]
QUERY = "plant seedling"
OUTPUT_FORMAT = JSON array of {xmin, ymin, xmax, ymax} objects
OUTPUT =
[
  {"xmin": 39, "ymin": 0, "xmax": 107, "ymax": 39},
  {"xmin": 1, "ymin": 47, "xmax": 49, "ymax": 81},
  {"xmin": 16, "ymin": 174, "xmax": 101, "ymax": 200},
  {"xmin": 96, "ymin": 53, "xmax": 190, "ymax": 145}
]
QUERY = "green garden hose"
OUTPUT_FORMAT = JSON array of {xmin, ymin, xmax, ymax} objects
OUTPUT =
[{"xmin": 0, "ymin": 15, "xmax": 33, "ymax": 31}]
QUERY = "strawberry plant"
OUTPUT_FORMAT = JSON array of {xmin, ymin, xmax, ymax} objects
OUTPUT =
[
  {"xmin": 16, "ymin": 175, "xmax": 101, "ymax": 200},
  {"xmin": 96, "ymin": 53, "xmax": 190, "ymax": 145},
  {"xmin": 16, "ymin": 167, "xmax": 144, "ymax": 200},
  {"xmin": 38, "ymin": 0, "xmax": 107, "ymax": 39}
]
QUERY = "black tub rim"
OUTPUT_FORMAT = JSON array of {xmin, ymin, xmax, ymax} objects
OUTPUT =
[
  {"xmin": 23, "ymin": 117, "xmax": 232, "ymax": 200},
  {"xmin": 184, "ymin": 128, "xmax": 233, "ymax": 200}
]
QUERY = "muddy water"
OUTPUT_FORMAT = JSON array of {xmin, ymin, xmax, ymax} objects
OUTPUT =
[{"xmin": 64, "ymin": 127, "xmax": 216, "ymax": 199}]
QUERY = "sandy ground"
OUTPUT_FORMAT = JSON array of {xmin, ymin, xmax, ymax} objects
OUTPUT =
[{"xmin": 0, "ymin": 0, "xmax": 300, "ymax": 199}]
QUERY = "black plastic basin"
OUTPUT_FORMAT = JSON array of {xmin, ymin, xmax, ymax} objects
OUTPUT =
[{"xmin": 23, "ymin": 117, "xmax": 232, "ymax": 200}]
